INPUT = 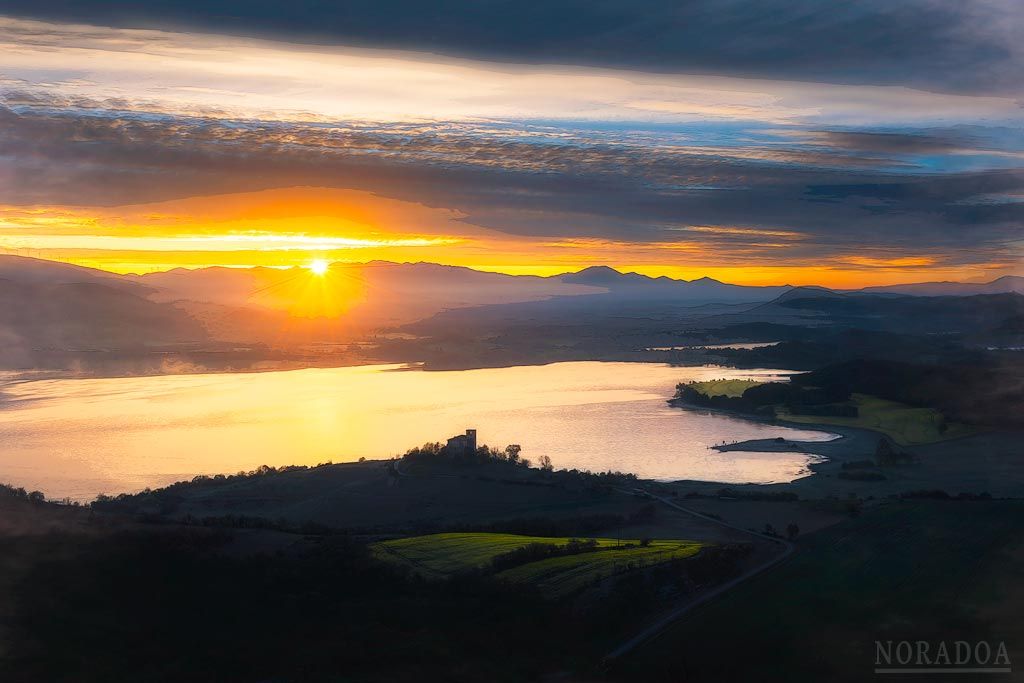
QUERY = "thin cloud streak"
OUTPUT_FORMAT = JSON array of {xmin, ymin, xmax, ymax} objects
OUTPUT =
[
  {"xmin": 2, "ymin": 1, "xmax": 1022, "ymax": 95},
  {"xmin": 1, "ymin": 17, "xmax": 1021, "ymax": 126}
]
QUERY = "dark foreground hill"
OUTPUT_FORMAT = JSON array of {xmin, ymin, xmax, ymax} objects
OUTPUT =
[
  {"xmin": 612, "ymin": 500, "xmax": 1024, "ymax": 682},
  {"xmin": 5, "ymin": 463, "xmax": 1024, "ymax": 681},
  {"xmin": 0, "ymin": 467, "xmax": 759, "ymax": 683}
]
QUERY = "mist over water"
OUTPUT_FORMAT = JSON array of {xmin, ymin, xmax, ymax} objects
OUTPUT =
[{"xmin": 0, "ymin": 362, "xmax": 836, "ymax": 501}]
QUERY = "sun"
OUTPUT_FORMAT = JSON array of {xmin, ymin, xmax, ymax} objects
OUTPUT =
[{"xmin": 307, "ymin": 259, "xmax": 330, "ymax": 276}]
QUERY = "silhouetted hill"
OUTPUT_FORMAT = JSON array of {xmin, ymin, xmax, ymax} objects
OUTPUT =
[
  {"xmin": 0, "ymin": 255, "xmax": 150, "ymax": 294},
  {"xmin": 695, "ymin": 287, "xmax": 846, "ymax": 329},
  {"xmin": 137, "ymin": 261, "xmax": 603, "ymax": 338},
  {"xmin": 560, "ymin": 266, "xmax": 791, "ymax": 303},
  {"xmin": 769, "ymin": 286, "xmax": 842, "ymax": 303},
  {"xmin": 739, "ymin": 292, "xmax": 1024, "ymax": 335},
  {"xmin": 792, "ymin": 357, "xmax": 1024, "ymax": 428},
  {"xmin": 859, "ymin": 275, "xmax": 1024, "ymax": 297},
  {"xmin": 560, "ymin": 265, "xmax": 649, "ymax": 287},
  {"xmin": 0, "ymin": 278, "xmax": 207, "ymax": 367},
  {"xmin": 2, "ymin": 255, "xmax": 1021, "ymax": 372}
]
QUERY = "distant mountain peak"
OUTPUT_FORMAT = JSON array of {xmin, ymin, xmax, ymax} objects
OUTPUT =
[
  {"xmin": 770, "ymin": 285, "xmax": 842, "ymax": 303},
  {"xmin": 858, "ymin": 275, "xmax": 1024, "ymax": 296},
  {"xmin": 571, "ymin": 265, "xmax": 627, "ymax": 278},
  {"xmin": 561, "ymin": 265, "xmax": 647, "ymax": 286},
  {"xmin": 0, "ymin": 254, "xmax": 151, "ymax": 294}
]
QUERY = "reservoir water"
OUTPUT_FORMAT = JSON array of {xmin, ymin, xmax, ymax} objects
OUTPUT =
[{"xmin": 0, "ymin": 362, "xmax": 837, "ymax": 501}]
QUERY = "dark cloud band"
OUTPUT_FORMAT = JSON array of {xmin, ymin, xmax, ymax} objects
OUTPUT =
[{"xmin": 2, "ymin": 0, "xmax": 1021, "ymax": 95}]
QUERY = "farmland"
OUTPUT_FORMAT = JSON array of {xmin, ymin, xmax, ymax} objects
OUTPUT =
[
  {"xmin": 496, "ymin": 541, "xmax": 702, "ymax": 596},
  {"xmin": 778, "ymin": 393, "xmax": 976, "ymax": 445},
  {"xmin": 372, "ymin": 532, "xmax": 703, "ymax": 596},
  {"xmin": 371, "ymin": 533, "xmax": 625, "ymax": 577}
]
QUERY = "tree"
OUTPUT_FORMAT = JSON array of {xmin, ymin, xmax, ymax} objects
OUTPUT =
[
  {"xmin": 537, "ymin": 455, "xmax": 554, "ymax": 471},
  {"xmin": 504, "ymin": 444, "xmax": 522, "ymax": 464},
  {"xmin": 786, "ymin": 523, "xmax": 800, "ymax": 540}
]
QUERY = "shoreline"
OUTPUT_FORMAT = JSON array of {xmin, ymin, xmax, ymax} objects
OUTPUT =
[
  {"xmin": 0, "ymin": 350, "xmax": 801, "ymax": 383},
  {"xmin": 0, "ymin": 354, "xmax": 383, "ymax": 384},
  {"xmin": 666, "ymin": 396, "xmax": 887, "ymax": 485},
  {"xmin": 0, "ymin": 357, "xmax": 798, "ymax": 387}
]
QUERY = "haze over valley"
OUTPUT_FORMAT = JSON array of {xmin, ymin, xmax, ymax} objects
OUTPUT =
[{"xmin": 2, "ymin": 254, "xmax": 1021, "ymax": 374}]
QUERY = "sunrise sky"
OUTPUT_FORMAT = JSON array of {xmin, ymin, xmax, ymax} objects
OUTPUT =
[{"xmin": 1, "ymin": 3, "xmax": 1022, "ymax": 286}]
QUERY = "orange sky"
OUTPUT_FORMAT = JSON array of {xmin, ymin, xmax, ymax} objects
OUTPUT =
[
  {"xmin": 0, "ymin": 187, "xmax": 1013, "ymax": 287},
  {"xmin": 2, "ymin": 17, "xmax": 1021, "ymax": 291}
]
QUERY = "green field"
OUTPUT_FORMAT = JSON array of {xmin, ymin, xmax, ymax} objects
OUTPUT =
[
  {"xmin": 778, "ymin": 393, "xmax": 976, "ymax": 445},
  {"xmin": 614, "ymin": 500, "xmax": 1024, "ymax": 682},
  {"xmin": 372, "ymin": 532, "xmax": 703, "ymax": 596},
  {"xmin": 497, "ymin": 541, "xmax": 702, "ymax": 597},
  {"xmin": 685, "ymin": 379, "xmax": 765, "ymax": 398}
]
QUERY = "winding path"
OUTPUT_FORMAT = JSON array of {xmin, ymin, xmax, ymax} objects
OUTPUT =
[{"xmin": 603, "ymin": 487, "xmax": 793, "ymax": 661}]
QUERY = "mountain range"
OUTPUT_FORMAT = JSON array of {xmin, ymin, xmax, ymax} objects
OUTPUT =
[
  {"xmin": 0, "ymin": 255, "xmax": 1021, "ymax": 370},
  {"xmin": 857, "ymin": 276, "xmax": 1024, "ymax": 297}
]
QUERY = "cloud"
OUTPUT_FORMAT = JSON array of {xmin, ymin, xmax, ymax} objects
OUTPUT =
[
  {"xmin": 0, "ymin": 17, "xmax": 1020, "ymax": 128},
  {"xmin": 2, "ymin": 102, "xmax": 1021, "ymax": 274},
  {"xmin": 808, "ymin": 131, "xmax": 977, "ymax": 155},
  {"xmin": 1, "ymin": 1, "xmax": 1022, "ymax": 95},
  {"xmin": 0, "ymin": 16, "xmax": 1020, "ymax": 282}
]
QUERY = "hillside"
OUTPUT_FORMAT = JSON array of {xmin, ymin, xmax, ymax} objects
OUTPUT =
[
  {"xmin": 0, "ymin": 278, "xmax": 207, "ymax": 368},
  {"xmin": 860, "ymin": 275, "xmax": 1024, "ymax": 297},
  {"xmin": 0, "ymin": 255, "xmax": 148, "ymax": 293},
  {"xmin": 788, "ymin": 357, "xmax": 1024, "ymax": 428},
  {"xmin": 560, "ymin": 266, "xmax": 792, "ymax": 303}
]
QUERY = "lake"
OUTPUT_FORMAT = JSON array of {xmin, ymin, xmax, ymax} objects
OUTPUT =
[{"xmin": 0, "ymin": 362, "xmax": 837, "ymax": 501}]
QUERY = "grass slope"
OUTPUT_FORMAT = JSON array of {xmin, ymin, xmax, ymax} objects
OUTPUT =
[
  {"xmin": 613, "ymin": 500, "xmax": 1024, "ymax": 682},
  {"xmin": 372, "ymin": 532, "xmax": 703, "ymax": 596},
  {"xmin": 685, "ymin": 379, "xmax": 765, "ymax": 398},
  {"xmin": 779, "ymin": 393, "xmax": 976, "ymax": 445},
  {"xmin": 497, "ymin": 541, "xmax": 702, "ymax": 597}
]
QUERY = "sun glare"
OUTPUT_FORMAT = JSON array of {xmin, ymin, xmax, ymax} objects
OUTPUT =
[{"xmin": 308, "ymin": 259, "xmax": 330, "ymax": 276}]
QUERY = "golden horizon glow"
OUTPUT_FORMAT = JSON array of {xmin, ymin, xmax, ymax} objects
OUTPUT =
[
  {"xmin": 1, "ymin": 187, "xmax": 1018, "ymax": 288},
  {"xmin": 2, "ymin": 17, "xmax": 1021, "ymax": 293},
  {"xmin": 6, "ymin": 252, "xmax": 1014, "ymax": 289}
]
